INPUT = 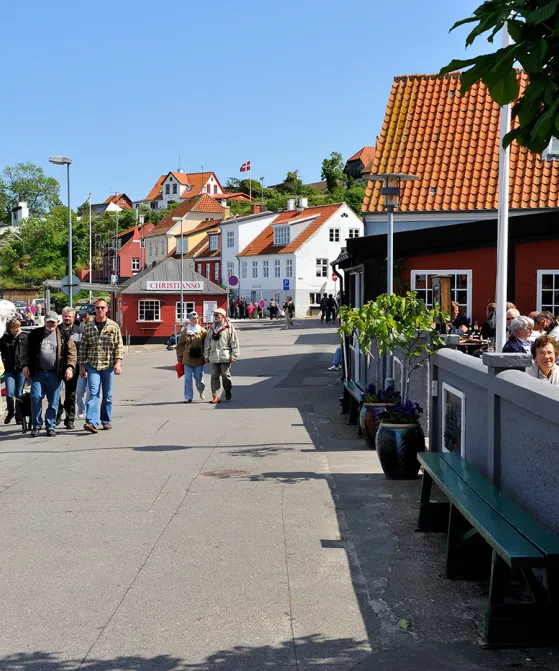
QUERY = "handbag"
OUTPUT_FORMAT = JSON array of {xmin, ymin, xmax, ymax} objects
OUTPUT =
[
  {"xmin": 175, "ymin": 362, "xmax": 185, "ymax": 378},
  {"xmin": 189, "ymin": 346, "xmax": 202, "ymax": 358}
]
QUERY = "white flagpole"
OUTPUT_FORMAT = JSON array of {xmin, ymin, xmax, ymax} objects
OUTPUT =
[
  {"xmin": 495, "ymin": 22, "xmax": 512, "ymax": 351},
  {"xmin": 249, "ymin": 160, "xmax": 252, "ymax": 202}
]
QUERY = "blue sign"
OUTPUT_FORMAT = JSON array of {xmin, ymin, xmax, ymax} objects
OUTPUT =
[
  {"xmin": 228, "ymin": 275, "xmax": 239, "ymax": 287},
  {"xmin": 283, "ymin": 279, "xmax": 290, "ymax": 291}
]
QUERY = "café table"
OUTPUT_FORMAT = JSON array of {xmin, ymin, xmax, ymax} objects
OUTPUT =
[{"xmin": 457, "ymin": 338, "xmax": 488, "ymax": 355}]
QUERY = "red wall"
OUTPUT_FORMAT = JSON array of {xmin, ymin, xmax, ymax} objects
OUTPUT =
[
  {"xmin": 514, "ymin": 239, "xmax": 559, "ymax": 314},
  {"xmin": 120, "ymin": 292, "xmax": 227, "ymax": 343},
  {"xmin": 195, "ymin": 260, "xmax": 221, "ymax": 284},
  {"xmin": 400, "ymin": 247, "xmax": 497, "ymax": 324}
]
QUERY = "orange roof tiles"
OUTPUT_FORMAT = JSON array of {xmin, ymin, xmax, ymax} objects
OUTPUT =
[
  {"xmin": 347, "ymin": 146, "xmax": 376, "ymax": 171},
  {"xmin": 145, "ymin": 195, "xmax": 224, "ymax": 238},
  {"xmin": 143, "ymin": 171, "xmax": 223, "ymax": 201},
  {"xmin": 239, "ymin": 204, "xmax": 342, "ymax": 256},
  {"xmin": 362, "ymin": 72, "xmax": 559, "ymax": 213},
  {"xmin": 145, "ymin": 176, "xmax": 166, "ymax": 201}
]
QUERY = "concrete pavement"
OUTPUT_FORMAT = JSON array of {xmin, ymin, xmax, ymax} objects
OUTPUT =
[{"xmin": 0, "ymin": 319, "xmax": 556, "ymax": 670}]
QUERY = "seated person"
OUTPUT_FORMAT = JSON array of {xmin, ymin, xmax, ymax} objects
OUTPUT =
[
  {"xmin": 526, "ymin": 335, "xmax": 559, "ymax": 384},
  {"xmin": 503, "ymin": 316, "xmax": 533, "ymax": 354},
  {"xmin": 481, "ymin": 302, "xmax": 496, "ymax": 339},
  {"xmin": 450, "ymin": 301, "xmax": 470, "ymax": 331},
  {"xmin": 328, "ymin": 347, "xmax": 342, "ymax": 371}
]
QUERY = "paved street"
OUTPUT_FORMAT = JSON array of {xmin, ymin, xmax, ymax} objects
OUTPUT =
[{"xmin": 0, "ymin": 320, "xmax": 557, "ymax": 670}]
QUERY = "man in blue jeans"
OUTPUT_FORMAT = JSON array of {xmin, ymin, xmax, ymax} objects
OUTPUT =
[
  {"xmin": 78, "ymin": 298, "xmax": 124, "ymax": 434},
  {"xmin": 20, "ymin": 311, "xmax": 77, "ymax": 437}
]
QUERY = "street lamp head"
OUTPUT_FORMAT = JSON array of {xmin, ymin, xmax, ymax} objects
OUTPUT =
[
  {"xmin": 364, "ymin": 172, "xmax": 418, "ymax": 209},
  {"xmin": 49, "ymin": 156, "xmax": 72, "ymax": 165}
]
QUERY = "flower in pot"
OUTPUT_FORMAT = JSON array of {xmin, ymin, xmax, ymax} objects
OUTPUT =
[
  {"xmin": 375, "ymin": 400, "xmax": 425, "ymax": 479},
  {"xmin": 359, "ymin": 384, "xmax": 401, "ymax": 450}
]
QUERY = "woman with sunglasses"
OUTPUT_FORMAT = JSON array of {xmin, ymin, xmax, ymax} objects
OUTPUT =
[{"xmin": 176, "ymin": 312, "xmax": 207, "ymax": 403}]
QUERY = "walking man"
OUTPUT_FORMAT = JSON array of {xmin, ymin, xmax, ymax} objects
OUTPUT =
[
  {"xmin": 56, "ymin": 306, "xmax": 84, "ymax": 429},
  {"xmin": 204, "ymin": 308, "xmax": 240, "ymax": 404},
  {"xmin": 320, "ymin": 293, "xmax": 328, "ymax": 323},
  {"xmin": 79, "ymin": 298, "xmax": 124, "ymax": 433},
  {"xmin": 283, "ymin": 296, "xmax": 295, "ymax": 329},
  {"xmin": 326, "ymin": 294, "xmax": 337, "ymax": 324},
  {"xmin": 20, "ymin": 311, "xmax": 77, "ymax": 437}
]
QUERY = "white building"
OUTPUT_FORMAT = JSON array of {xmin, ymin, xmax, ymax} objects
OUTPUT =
[
  {"xmin": 134, "ymin": 171, "xmax": 224, "ymax": 210},
  {"xmin": 236, "ymin": 199, "xmax": 363, "ymax": 317}
]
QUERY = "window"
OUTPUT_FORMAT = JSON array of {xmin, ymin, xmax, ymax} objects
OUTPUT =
[
  {"xmin": 286, "ymin": 259, "xmax": 293, "ymax": 277},
  {"xmin": 148, "ymin": 241, "xmax": 153, "ymax": 256},
  {"xmin": 274, "ymin": 259, "xmax": 281, "ymax": 278},
  {"xmin": 411, "ymin": 270, "xmax": 472, "ymax": 317},
  {"xmin": 132, "ymin": 258, "xmax": 140, "ymax": 272},
  {"xmin": 138, "ymin": 300, "xmax": 160, "ymax": 321},
  {"xmin": 165, "ymin": 184, "xmax": 170, "ymax": 194},
  {"xmin": 263, "ymin": 260, "xmax": 269, "ymax": 278},
  {"xmin": 209, "ymin": 235, "xmax": 218, "ymax": 251},
  {"xmin": 213, "ymin": 185, "xmax": 218, "ymax": 194},
  {"xmin": 274, "ymin": 226, "xmax": 290, "ymax": 245},
  {"xmin": 176, "ymin": 301, "xmax": 195, "ymax": 322},
  {"xmin": 273, "ymin": 292, "xmax": 280, "ymax": 303},
  {"xmin": 172, "ymin": 183, "xmax": 177, "ymax": 194},
  {"xmin": 316, "ymin": 258, "xmax": 328, "ymax": 278},
  {"xmin": 329, "ymin": 228, "xmax": 340, "ymax": 242},
  {"xmin": 214, "ymin": 263, "xmax": 220, "ymax": 281},
  {"xmin": 241, "ymin": 261, "xmax": 247, "ymax": 278},
  {"xmin": 197, "ymin": 263, "xmax": 202, "ymax": 274},
  {"xmin": 154, "ymin": 240, "xmax": 159, "ymax": 256},
  {"xmin": 348, "ymin": 228, "xmax": 360, "ymax": 238},
  {"xmin": 309, "ymin": 293, "xmax": 322, "ymax": 305},
  {"xmin": 537, "ymin": 271, "xmax": 559, "ymax": 313},
  {"xmin": 206, "ymin": 263, "xmax": 211, "ymax": 278},
  {"xmin": 227, "ymin": 230, "xmax": 235, "ymax": 248},
  {"xmin": 227, "ymin": 261, "xmax": 234, "ymax": 279},
  {"xmin": 150, "ymin": 202, "xmax": 158, "ymax": 209},
  {"xmin": 252, "ymin": 261, "xmax": 258, "ymax": 278}
]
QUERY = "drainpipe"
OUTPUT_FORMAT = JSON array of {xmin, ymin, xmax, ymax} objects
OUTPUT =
[{"xmin": 331, "ymin": 262, "xmax": 344, "ymax": 306}]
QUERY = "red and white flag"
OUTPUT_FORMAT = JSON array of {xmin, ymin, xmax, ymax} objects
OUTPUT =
[{"xmin": 240, "ymin": 160, "xmax": 251, "ymax": 172}]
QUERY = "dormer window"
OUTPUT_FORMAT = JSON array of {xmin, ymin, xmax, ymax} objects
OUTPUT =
[
  {"xmin": 209, "ymin": 235, "xmax": 218, "ymax": 251},
  {"xmin": 274, "ymin": 226, "xmax": 290, "ymax": 245}
]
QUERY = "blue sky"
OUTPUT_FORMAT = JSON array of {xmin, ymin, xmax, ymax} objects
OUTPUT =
[{"xmin": 2, "ymin": 0, "xmax": 488, "ymax": 206}]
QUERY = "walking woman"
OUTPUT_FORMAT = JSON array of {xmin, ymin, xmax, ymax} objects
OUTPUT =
[
  {"xmin": 0, "ymin": 317, "xmax": 26, "ymax": 424},
  {"xmin": 176, "ymin": 312, "xmax": 207, "ymax": 403}
]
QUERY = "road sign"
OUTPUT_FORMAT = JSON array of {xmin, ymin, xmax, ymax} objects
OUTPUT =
[
  {"xmin": 332, "ymin": 274, "xmax": 338, "ymax": 282},
  {"xmin": 60, "ymin": 274, "xmax": 81, "ymax": 297},
  {"xmin": 259, "ymin": 299, "xmax": 266, "ymax": 310},
  {"xmin": 228, "ymin": 275, "xmax": 239, "ymax": 287},
  {"xmin": 283, "ymin": 279, "xmax": 290, "ymax": 291}
]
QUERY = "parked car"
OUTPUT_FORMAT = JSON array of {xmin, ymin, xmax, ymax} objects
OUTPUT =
[{"xmin": 78, "ymin": 304, "xmax": 96, "ymax": 321}]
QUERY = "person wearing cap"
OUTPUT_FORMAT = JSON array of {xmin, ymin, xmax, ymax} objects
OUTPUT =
[
  {"xmin": 203, "ymin": 307, "xmax": 240, "ymax": 404},
  {"xmin": 176, "ymin": 312, "xmax": 207, "ymax": 403},
  {"xmin": 20, "ymin": 311, "xmax": 77, "ymax": 437}
]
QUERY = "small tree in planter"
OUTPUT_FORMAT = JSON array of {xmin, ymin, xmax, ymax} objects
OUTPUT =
[{"xmin": 338, "ymin": 301, "xmax": 384, "ymax": 391}]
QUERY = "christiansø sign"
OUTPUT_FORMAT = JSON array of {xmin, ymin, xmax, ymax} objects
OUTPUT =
[{"xmin": 144, "ymin": 281, "xmax": 205, "ymax": 291}]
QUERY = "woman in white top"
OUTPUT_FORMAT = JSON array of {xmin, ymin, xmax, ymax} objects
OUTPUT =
[{"xmin": 526, "ymin": 335, "xmax": 559, "ymax": 385}]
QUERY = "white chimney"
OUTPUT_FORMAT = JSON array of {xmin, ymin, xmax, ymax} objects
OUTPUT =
[
  {"xmin": 297, "ymin": 197, "xmax": 308, "ymax": 212},
  {"xmin": 286, "ymin": 198, "xmax": 296, "ymax": 211}
]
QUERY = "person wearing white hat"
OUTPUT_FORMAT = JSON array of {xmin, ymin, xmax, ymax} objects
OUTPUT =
[
  {"xmin": 176, "ymin": 312, "xmax": 207, "ymax": 403},
  {"xmin": 203, "ymin": 307, "xmax": 240, "ymax": 404}
]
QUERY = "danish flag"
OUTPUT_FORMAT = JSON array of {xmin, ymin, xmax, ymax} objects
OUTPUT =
[{"xmin": 240, "ymin": 160, "xmax": 251, "ymax": 172}]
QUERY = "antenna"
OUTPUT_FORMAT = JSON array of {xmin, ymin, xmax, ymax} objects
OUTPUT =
[{"xmin": 178, "ymin": 153, "xmax": 181, "ymax": 171}]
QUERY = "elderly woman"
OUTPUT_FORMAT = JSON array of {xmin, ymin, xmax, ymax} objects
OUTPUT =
[
  {"xmin": 176, "ymin": 312, "xmax": 207, "ymax": 403},
  {"xmin": 526, "ymin": 335, "xmax": 559, "ymax": 385},
  {"xmin": 0, "ymin": 318, "xmax": 27, "ymax": 424},
  {"xmin": 503, "ymin": 316, "xmax": 534, "ymax": 354}
]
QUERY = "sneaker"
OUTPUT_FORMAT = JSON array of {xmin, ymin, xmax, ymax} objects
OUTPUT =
[
  {"xmin": 328, "ymin": 365, "xmax": 338, "ymax": 371},
  {"xmin": 77, "ymin": 412, "xmax": 85, "ymax": 419},
  {"xmin": 225, "ymin": 390, "xmax": 232, "ymax": 401},
  {"xmin": 200, "ymin": 391, "xmax": 206, "ymax": 401},
  {"xmin": 46, "ymin": 429, "xmax": 57, "ymax": 437},
  {"xmin": 185, "ymin": 399, "xmax": 192, "ymax": 403},
  {"xmin": 210, "ymin": 396, "xmax": 221, "ymax": 404},
  {"xmin": 83, "ymin": 423, "xmax": 98, "ymax": 434},
  {"xmin": 102, "ymin": 423, "xmax": 112, "ymax": 430},
  {"xmin": 31, "ymin": 428, "xmax": 40, "ymax": 437},
  {"xmin": 65, "ymin": 422, "xmax": 74, "ymax": 430},
  {"xmin": 4, "ymin": 412, "xmax": 14, "ymax": 425}
]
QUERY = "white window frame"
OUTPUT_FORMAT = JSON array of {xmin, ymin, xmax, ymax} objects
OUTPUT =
[
  {"xmin": 274, "ymin": 259, "xmax": 281, "ymax": 278},
  {"xmin": 214, "ymin": 263, "xmax": 220, "ymax": 281},
  {"xmin": 329, "ymin": 228, "xmax": 340, "ymax": 242},
  {"xmin": 175, "ymin": 301, "xmax": 195, "ymax": 322},
  {"xmin": 227, "ymin": 261, "xmax": 234, "ymax": 279},
  {"xmin": 148, "ymin": 240, "xmax": 153, "ymax": 256},
  {"xmin": 206, "ymin": 263, "xmax": 211, "ymax": 278},
  {"xmin": 241, "ymin": 261, "xmax": 248, "ymax": 278},
  {"xmin": 274, "ymin": 226, "xmax": 290, "ymax": 245},
  {"xmin": 252, "ymin": 260, "xmax": 258, "ymax": 278},
  {"xmin": 286, "ymin": 259, "xmax": 293, "ymax": 278},
  {"xmin": 316, "ymin": 258, "xmax": 328, "ymax": 278},
  {"xmin": 536, "ymin": 270, "xmax": 559, "ymax": 313},
  {"xmin": 172, "ymin": 183, "xmax": 178, "ymax": 194},
  {"xmin": 263, "ymin": 260, "xmax": 269, "ymax": 278},
  {"xmin": 138, "ymin": 300, "xmax": 161, "ymax": 322},
  {"xmin": 132, "ymin": 257, "xmax": 140, "ymax": 272},
  {"xmin": 348, "ymin": 228, "xmax": 360, "ymax": 239},
  {"xmin": 227, "ymin": 230, "xmax": 235, "ymax": 248},
  {"xmin": 209, "ymin": 235, "xmax": 218, "ymax": 251},
  {"xmin": 410, "ymin": 269, "xmax": 472, "ymax": 319},
  {"xmin": 197, "ymin": 263, "xmax": 202, "ymax": 274}
]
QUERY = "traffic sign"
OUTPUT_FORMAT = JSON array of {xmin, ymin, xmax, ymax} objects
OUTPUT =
[
  {"xmin": 259, "ymin": 299, "xmax": 266, "ymax": 310},
  {"xmin": 283, "ymin": 279, "xmax": 290, "ymax": 291},
  {"xmin": 60, "ymin": 274, "xmax": 81, "ymax": 297},
  {"xmin": 228, "ymin": 275, "xmax": 239, "ymax": 287},
  {"xmin": 332, "ymin": 274, "xmax": 338, "ymax": 282}
]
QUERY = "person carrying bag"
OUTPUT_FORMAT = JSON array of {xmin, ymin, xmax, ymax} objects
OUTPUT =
[{"xmin": 176, "ymin": 312, "xmax": 207, "ymax": 403}]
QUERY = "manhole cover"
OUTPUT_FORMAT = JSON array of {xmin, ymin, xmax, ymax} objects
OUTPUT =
[{"xmin": 201, "ymin": 469, "xmax": 251, "ymax": 479}]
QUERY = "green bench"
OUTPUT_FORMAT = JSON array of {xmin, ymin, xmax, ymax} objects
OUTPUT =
[
  {"xmin": 342, "ymin": 380, "xmax": 362, "ymax": 433},
  {"xmin": 417, "ymin": 451, "xmax": 559, "ymax": 647}
]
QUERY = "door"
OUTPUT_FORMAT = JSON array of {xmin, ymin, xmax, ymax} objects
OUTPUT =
[{"xmin": 203, "ymin": 301, "xmax": 217, "ymax": 325}]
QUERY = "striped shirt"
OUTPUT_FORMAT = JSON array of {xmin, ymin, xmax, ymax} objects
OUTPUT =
[{"xmin": 78, "ymin": 318, "xmax": 124, "ymax": 370}]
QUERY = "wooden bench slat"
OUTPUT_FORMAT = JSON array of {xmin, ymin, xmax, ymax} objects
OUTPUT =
[
  {"xmin": 344, "ymin": 381, "xmax": 362, "ymax": 400},
  {"xmin": 439, "ymin": 452, "xmax": 559, "ymax": 558},
  {"xmin": 418, "ymin": 453, "xmax": 545, "ymax": 567}
]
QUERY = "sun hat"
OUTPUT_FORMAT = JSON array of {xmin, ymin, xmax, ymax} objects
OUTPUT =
[{"xmin": 213, "ymin": 308, "xmax": 227, "ymax": 317}]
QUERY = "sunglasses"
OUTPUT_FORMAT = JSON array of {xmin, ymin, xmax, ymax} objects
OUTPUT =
[{"xmin": 95, "ymin": 306, "xmax": 107, "ymax": 310}]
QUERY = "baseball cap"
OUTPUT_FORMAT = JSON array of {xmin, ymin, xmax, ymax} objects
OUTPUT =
[{"xmin": 45, "ymin": 311, "xmax": 59, "ymax": 323}]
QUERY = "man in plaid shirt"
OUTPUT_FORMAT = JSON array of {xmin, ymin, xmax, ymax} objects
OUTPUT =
[{"xmin": 78, "ymin": 297, "xmax": 124, "ymax": 433}]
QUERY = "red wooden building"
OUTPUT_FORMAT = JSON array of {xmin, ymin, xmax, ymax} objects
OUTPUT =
[{"xmin": 118, "ymin": 256, "xmax": 227, "ymax": 344}]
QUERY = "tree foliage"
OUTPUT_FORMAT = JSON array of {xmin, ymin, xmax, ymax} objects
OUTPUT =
[
  {"xmin": 0, "ymin": 162, "xmax": 60, "ymax": 222},
  {"xmin": 321, "ymin": 152, "xmax": 345, "ymax": 192},
  {"xmin": 440, "ymin": 0, "xmax": 559, "ymax": 152}
]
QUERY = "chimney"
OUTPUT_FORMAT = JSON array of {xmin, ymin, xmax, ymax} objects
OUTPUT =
[
  {"xmin": 286, "ymin": 198, "xmax": 296, "ymax": 211},
  {"xmin": 297, "ymin": 197, "xmax": 308, "ymax": 212},
  {"xmin": 223, "ymin": 206, "xmax": 231, "ymax": 220},
  {"xmin": 250, "ymin": 204, "xmax": 262, "ymax": 215},
  {"xmin": 177, "ymin": 168, "xmax": 183, "ymax": 173}
]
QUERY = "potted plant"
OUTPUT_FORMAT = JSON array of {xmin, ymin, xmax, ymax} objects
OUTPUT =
[
  {"xmin": 375, "ymin": 400, "xmax": 425, "ymax": 479},
  {"xmin": 359, "ymin": 384, "xmax": 401, "ymax": 450}
]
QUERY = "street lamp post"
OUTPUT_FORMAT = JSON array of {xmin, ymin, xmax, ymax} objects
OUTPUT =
[
  {"xmin": 172, "ymin": 216, "xmax": 185, "ymax": 324},
  {"xmin": 364, "ymin": 172, "xmax": 418, "ymax": 388},
  {"xmin": 49, "ymin": 156, "xmax": 73, "ymax": 306}
]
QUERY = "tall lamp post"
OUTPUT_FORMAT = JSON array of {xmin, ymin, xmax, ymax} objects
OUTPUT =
[
  {"xmin": 364, "ymin": 172, "xmax": 418, "ymax": 388},
  {"xmin": 172, "ymin": 216, "xmax": 185, "ymax": 325},
  {"xmin": 49, "ymin": 156, "xmax": 73, "ymax": 306}
]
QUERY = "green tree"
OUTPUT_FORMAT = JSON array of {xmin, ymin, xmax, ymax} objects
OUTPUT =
[
  {"xmin": 321, "ymin": 152, "xmax": 345, "ymax": 192},
  {"xmin": 230, "ymin": 201, "xmax": 252, "ymax": 217},
  {"xmin": 344, "ymin": 183, "xmax": 367, "ymax": 215},
  {"xmin": 440, "ymin": 0, "xmax": 559, "ymax": 152},
  {"xmin": 1, "ymin": 162, "xmax": 61, "ymax": 221},
  {"xmin": 275, "ymin": 171, "xmax": 305, "ymax": 195}
]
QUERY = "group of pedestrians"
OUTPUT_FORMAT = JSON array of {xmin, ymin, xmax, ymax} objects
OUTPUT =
[
  {"xmin": 0, "ymin": 298, "xmax": 123, "ymax": 437},
  {"xmin": 319, "ymin": 293, "xmax": 337, "ymax": 324}
]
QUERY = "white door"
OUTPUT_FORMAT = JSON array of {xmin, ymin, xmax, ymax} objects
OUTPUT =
[{"xmin": 203, "ymin": 301, "xmax": 217, "ymax": 325}]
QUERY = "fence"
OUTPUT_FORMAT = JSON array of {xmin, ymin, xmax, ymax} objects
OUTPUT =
[{"xmin": 430, "ymin": 348, "xmax": 559, "ymax": 535}]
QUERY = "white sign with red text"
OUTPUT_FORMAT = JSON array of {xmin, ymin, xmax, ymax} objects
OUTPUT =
[{"xmin": 145, "ymin": 281, "xmax": 204, "ymax": 291}]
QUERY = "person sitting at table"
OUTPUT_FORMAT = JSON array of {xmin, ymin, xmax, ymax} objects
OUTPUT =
[
  {"xmin": 481, "ymin": 302, "xmax": 496, "ymax": 339},
  {"xmin": 450, "ymin": 301, "xmax": 470, "ymax": 331},
  {"xmin": 506, "ymin": 307, "xmax": 520, "ymax": 334},
  {"xmin": 526, "ymin": 335, "xmax": 559, "ymax": 384},
  {"xmin": 503, "ymin": 316, "xmax": 534, "ymax": 354}
]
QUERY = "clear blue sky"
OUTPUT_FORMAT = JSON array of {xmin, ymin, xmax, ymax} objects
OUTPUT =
[{"xmin": 2, "ymin": 0, "xmax": 488, "ymax": 206}]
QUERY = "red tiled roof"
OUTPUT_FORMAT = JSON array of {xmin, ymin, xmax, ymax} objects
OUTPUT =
[
  {"xmin": 103, "ymin": 193, "xmax": 132, "ymax": 209},
  {"xmin": 347, "ymin": 146, "xmax": 376, "ymax": 170},
  {"xmin": 145, "ymin": 176, "xmax": 166, "ymax": 201},
  {"xmin": 145, "ymin": 196, "xmax": 224, "ymax": 238},
  {"xmin": 238, "ymin": 204, "xmax": 342, "ymax": 256},
  {"xmin": 144, "ymin": 171, "xmax": 224, "ymax": 201},
  {"xmin": 218, "ymin": 192, "xmax": 253, "ymax": 201},
  {"xmin": 363, "ymin": 72, "xmax": 559, "ymax": 214}
]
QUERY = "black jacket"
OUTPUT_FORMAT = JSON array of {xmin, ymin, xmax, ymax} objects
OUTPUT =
[
  {"xmin": 20, "ymin": 326, "xmax": 77, "ymax": 381},
  {"xmin": 0, "ymin": 331, "xmax": 26, "ymax": 372}
]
